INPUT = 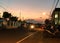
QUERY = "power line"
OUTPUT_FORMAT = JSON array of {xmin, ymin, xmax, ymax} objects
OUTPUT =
[
  {"xmin": 20, "ymin": 9, "xmax": 21, "ymax": 20},
  {"xmin": 0, "ymin": 5, "xmax": 7, "ymax": 11},
  {"xmin": 50, "ymin": 0, "xmax": 56, "ymax": 15},
  {"xmin": 55, "ymin": 0, "xmax": 59, "ymax": 8},
  {"xmin": 50, "ymin": 0, "xmax": 59, "ymax": 14},
  {"xmin": 0, "ymin": 1, "xmax": 8, "ymax": 11},
  {"xmin": 49, "ymin": 0, "xmax": 59, "ymax": 19}
]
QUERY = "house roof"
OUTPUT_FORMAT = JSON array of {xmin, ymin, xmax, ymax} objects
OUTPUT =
[{"xmin": 54, "ymin": 8, "xmax": 60, "ymax": 11}]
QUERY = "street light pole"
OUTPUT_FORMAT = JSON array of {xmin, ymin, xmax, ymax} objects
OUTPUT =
[
  {"xmin": 20, "ymin": 9, "xmax": 21, "ymax": 20},
  {"xmin": 0, "ymin": 13, "xmax": 1, "ymax": 18}
]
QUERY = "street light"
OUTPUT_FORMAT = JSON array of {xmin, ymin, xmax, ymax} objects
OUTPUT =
[
  {"xmin": 55, "ymin": 14, "xmax": 58, "ymax": 18},
  {"xmin": 42, "ymin": 12, "xmax": 46, "ymax": 15},
  {"xmin": 30, "ymin": 25, "xmax": 35, "ymax": 29}
]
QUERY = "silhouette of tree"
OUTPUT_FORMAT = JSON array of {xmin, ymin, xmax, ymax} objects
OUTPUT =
[
  {"xmin": 45, "ymin": 19, "xmax": 50, "ymax": 25},
  {"xmin": 9, "ymin": 16, "xmax": 18, "ymax": 21},
  {"xmin": 3, "ymin": 12, "xmax": 11, "ymax": 18}
]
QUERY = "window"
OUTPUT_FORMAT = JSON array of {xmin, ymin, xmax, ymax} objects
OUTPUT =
[{"xmin": 55, "ymin": 14, "xmax": 58, "ymax": 18}]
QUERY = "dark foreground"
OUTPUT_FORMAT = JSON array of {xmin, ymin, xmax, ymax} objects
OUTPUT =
[
  {"xmin": 0, "ymin": 28, "xmax": 60, "ymax": 43},
  {"xmin": 0, "ymin": 29, "xmax": 29, "ymax": 43},
  {"xmin": 20, "ymin": 31, "xmax": 60, "ymax": 43}
]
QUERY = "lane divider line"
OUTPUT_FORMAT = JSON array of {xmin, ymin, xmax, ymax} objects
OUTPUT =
[{"xmin": 16, "ymin": 32, "xmax": 37, "ymax": 43}]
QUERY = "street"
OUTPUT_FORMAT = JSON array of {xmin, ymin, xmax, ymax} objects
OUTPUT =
[
  {"xmin": 0, "ymin": 29, "xmax": 34, "ymax": 43},
  {"xmin": 0, "ymin": 28, "xmax": 60, "ymax": 43},
  {"xmin": 17, "ymin": 31, "xmax": 60, "ymax": 43}
]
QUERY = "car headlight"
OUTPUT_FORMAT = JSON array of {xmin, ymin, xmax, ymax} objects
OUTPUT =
[{"xmin": 30, "ymin": 25, "xmax": 35, "ymax": 29}]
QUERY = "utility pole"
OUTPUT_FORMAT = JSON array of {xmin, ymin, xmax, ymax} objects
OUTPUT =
[
  {"xmin": 50, "ymin": 0, "xmax": 56, "ymax": 15},
  {"xmin": 20, "ymin": 9, "xmax": 21, "ymax": 20},
  {"xmin": 0, "ymin": 13, "xmax": 1, "ymax": 18},
  {"xmin": 49, "ymin": 0, "xmax": 59, "ymax": 20}
]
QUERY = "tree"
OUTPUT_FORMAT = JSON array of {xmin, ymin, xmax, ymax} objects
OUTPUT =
[
  {"xmin": 45, "ymin": 19, "xmax": 50, "ymax": 25},
  {"xmin": 3, "ymin": 12, "xmax": 11, "ymax": 18},
  {"xmin": 9, "ymin": 16, "xmax": 18, "ymax": 21}
]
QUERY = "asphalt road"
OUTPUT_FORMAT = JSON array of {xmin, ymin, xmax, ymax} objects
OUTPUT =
[
  {"xmin": 0, "ymin": 28, "xmax": 60, "ymax": 43},
  {"xmin": 0, "ymin": 29, "xmax": 34, "ymax": 43},
  {"xmin": 17, "ymin": 31, "xmax": 60, "ymax": 43}
]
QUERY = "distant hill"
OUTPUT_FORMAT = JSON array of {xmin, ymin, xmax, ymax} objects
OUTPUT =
[{"xmin": 25, "ymin": 19, "xmax": 41, "ymax": 24}]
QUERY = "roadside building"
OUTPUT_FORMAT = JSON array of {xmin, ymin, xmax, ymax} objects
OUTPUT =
[
  {"xmin": 0, "ymin": 18, "xmax": 3, "ymax": 28},
  {"xmin": 52, "ymin": 8, "xmax": 60, "ymax": 25}
]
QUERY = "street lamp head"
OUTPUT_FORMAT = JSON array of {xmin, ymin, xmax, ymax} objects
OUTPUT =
[{"xmin": 42, "ymin": 12, "xmax": 46, "ymax": 15}]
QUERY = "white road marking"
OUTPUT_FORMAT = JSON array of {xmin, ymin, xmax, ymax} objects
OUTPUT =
[{"xmin": 16, "ymin": 32, "xmax": 37, "ymax": 43}]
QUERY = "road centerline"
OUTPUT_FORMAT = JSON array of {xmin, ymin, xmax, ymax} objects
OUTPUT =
[{"xmin": 16, "ymin": 32, "xmax": 37, "ymax": 43}]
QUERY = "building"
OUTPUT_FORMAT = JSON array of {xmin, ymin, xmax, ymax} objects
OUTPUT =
[
  {"xmin": 52, "ymin": 8, "xmax": 60, "ymax": 25},
  {"xmin": 0, "ymin": 18, "xmax": 4, "ymax": 28}
]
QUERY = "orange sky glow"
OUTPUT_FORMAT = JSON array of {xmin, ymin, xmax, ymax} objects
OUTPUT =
[
  {"xmin": 7, "ymin": 7, "xmax": 50, "ymax": 20},
  {"xmin": 0, "ymin": 0, "xmax": 54, "ymax": 21},
  {"xmin": 0, "ymin": 7, "xmax": 50, "ymax": 21}
]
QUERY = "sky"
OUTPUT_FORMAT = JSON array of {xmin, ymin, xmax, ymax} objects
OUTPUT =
[{"xmin": 0, "ymin": 0, "xmax": 60, "ymax": 21}]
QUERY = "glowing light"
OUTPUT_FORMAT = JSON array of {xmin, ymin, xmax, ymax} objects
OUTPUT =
[
  {"xmin": 30, "ymin": 25, "xmax": 35, "ymax": 29},
  {"xmin": 42, "ymin": 12, "xmax": 46, "ymax": 15},
  {"xmin": 55, "ymin": 14, "xmax": 58, "ymax": 18}
]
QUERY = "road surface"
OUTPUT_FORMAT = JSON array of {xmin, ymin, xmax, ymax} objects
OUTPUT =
[
  {"xmin": 0, "ymin": 29, "xmax": 33, "ymax": 43},
  {"xmin": 0, "ymin": 28, "xmax": 60, "ymax": 43},
  {"xmin": 17, "ymin": 31, "xmax": 60, "ymax": 43}
]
